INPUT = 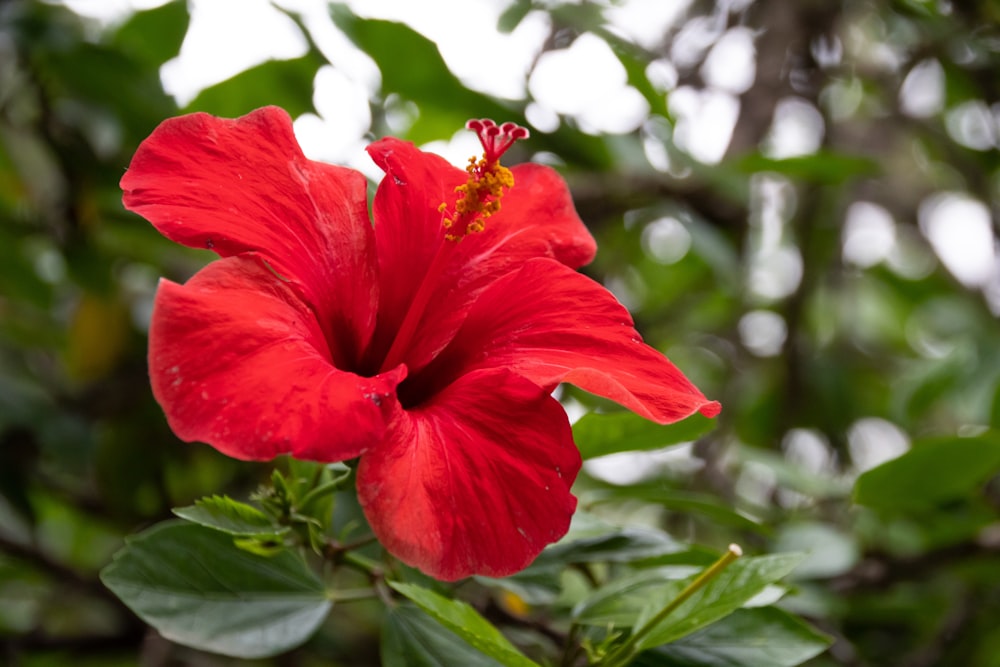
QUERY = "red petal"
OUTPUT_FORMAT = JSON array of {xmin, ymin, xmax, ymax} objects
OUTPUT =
[
  {"xmin": 122, "ymin": 107, "xmax": 378, "ymax": 364},
  {"xmin": 356, "ymin": 369, "xmax": 580, "ymax": 580},
  {"xmin": 149, "ymin": 255, "xmax": 405, "ymax": 462},
  {"xmin": 364, "ymin": 138, "xmax": 596, "ymax": 374},
  {"xmin": 423, "ymin": 258, "xmax": 721, "ymax": 423}
]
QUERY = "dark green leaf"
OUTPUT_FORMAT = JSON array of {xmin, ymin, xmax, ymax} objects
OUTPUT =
[
  {"xmin": 382, "ymin": 604, "xmax": 507, "ymax": 667},
  {"xmin": 112, "ymin": 1, "xmax": 189, "ymax": 66},
  {"xmin": 100, "ymin": 521, "xmax": 330, "ymax": 658},
  {"xmin": 173, "ymin": 495, "xmax": 287, "ymax": 537},
  {"xmin": 0, "ymin": 231, "xmax": 53, "ymax": 308},
  {"xmin": 573, "ymin": 411, "xmax": 717, "ymax": 460},
  {"xmin": 33, "ymin": 41, "xmax": 176, "ymax": 145},
  {"xmin": 637, "ymin": 607, "xmax": 831, "ymax": 667},
  {"xmin": 853, "ymin": 435, "xmax": 1000, "ymax": 511},
  {"xmin": 388, "ymin": 582, "xmax": 540, "ymax": 667},
  {"xmin": 990, "ymin": 383, "xmax": 1000, "ymax": 429}
]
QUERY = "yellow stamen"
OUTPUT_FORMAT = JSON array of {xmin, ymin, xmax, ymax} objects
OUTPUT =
[{"xmin": 438, "ymin": 118, "xmax": 528, "ymax": 241}]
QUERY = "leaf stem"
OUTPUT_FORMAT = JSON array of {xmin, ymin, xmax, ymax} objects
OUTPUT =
[
  {"xmin": 341, "ymin": 550, "xmax": 384, "ymax": 577},
  {"xmin": 328, "ymin": 587, "xmax": 380, "ymax": 603},
  {"xmin": 599, "ymin": 544, "xmax": 743, "ymax": 667}
]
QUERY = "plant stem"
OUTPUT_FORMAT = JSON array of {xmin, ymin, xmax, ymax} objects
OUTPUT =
[{"xmin": 599, "ymin": 544, "xmax": 743, "ymax": 667}]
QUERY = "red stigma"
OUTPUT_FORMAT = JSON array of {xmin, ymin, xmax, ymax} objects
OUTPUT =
[{"xmin": 466, "ymin": 118, "xmax": 530, "ymax": 165}]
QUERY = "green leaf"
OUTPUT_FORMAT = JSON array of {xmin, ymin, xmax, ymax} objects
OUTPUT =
[
  {"xmin": 477, "ymin": 525, "xmax": 684, "ymax": 606},
  {"xmin": 476, "ymin": 565, "xmax": 563, "ymax": 606},
  {"xmin": 853, "ymin": 435, "xmax": 1000, "ymax": 511},
  {"xmin": 329, "ymin": 11, "xmax": 611, "ymax": 167},
  {"xmin": 33, "ymin": 40, "xmax": 176, "ymax": 145},
  {"xmin": 330, "ymin": 11, "xmax": 510, "ymax": 144},
  {"xmin": 636, "ymin": 607, "xmax": 832, "ymax": 667},
  {"xmin": 382, "ymin": 604, "xmax": 507, "ymax": 667},
  {"xmin": 100, "ymin": 522, "xmax": 330, "ymax": 658},
  {"xmin": 574, "ymin": 567, "xmax": 696, "ymax": 627},
  {"xmin": 112, "ymin": 1, "xmax": 189, "ymax": 66},
  {"xmin": 735, "ymin": 150, "xmax": 879, "ymax": 184},
  {"xmin": 600, "ymin": 33, "xmax": 669, "ymax": 119},
  {"xmin": 636, "ymin": 553, "xmax": 806, "ymax": 650},
  {"xmin": 173, "ymin": 495, "xmax": 288, "ymax": 537},
  {"xmin": 496, "ymin": 0, "xmax": 532, "ymax": 33},
  {"xmin": 573, "ymin": 554, "xmax": 804, "ymax": 648},
  {"xmin": 773, "ymin": 522, "xmax": 859, "ymax": 579},
  {"xmin": 990, "ymin": 382, "xmax": 1000, "ymax": 429},
  {"xmin": 388, "ymin": 582, "xmax": 540, "ymax": 667},
  {"xmin": 540, "ymin": 526, "xmax": 684, "ymax": 565},
  {"xmin": 184, "ymin": 52, "xmax": 325, "ymax": 118},
  {"xmin": 573, "ymin": 411, "xmax": 717, "ymax": 460},
  {"xmin": 587, "ymin": 485, "xmax": 768, "ymax": 534}
]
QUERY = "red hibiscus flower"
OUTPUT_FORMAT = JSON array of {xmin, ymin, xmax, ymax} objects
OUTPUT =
[{"xmin": 122, "ymin": 107, "xmax": 720, "ymax": 581}]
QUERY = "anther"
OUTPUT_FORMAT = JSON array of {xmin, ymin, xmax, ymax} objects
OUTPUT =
[{"xmin": 438, "ymin": 118, "xmax": 529, "ymax": 241}]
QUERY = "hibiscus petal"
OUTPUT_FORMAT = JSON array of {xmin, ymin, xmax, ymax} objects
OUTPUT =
[
  {"xmin": 149, "ymin": 255, "xmax": 405, "ymax": 462},
  {"xmin": 422, "ymin": 258, "xmax": 721, "ymax": 423},
  {"xmin": 356, "ymin": 369, "xmax": 580, "ymax": 581},
  {"xmin": 364, "ymin": 138, "xmax": 596, "ymax": 374},
  {"xmin": 122, "ymin": 106, "xmax": 378, "ymax": 365}
]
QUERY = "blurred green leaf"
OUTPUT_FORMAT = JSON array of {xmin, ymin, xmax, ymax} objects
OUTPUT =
[
  {"xmin": 172, "ymin": 495, "xmax": 287, "ymax": 537},
  {"xmin": 100, "ymin": 521, "xmax": 330, "ymax": 658},
  {"xmin": 990, "ymin": 382, "xmax": 1000, "ymax": 429},
  {"xmin": 549, "ymin": 2, "xmax": 607, "ymax": 32},
  {"xmin": 541, "ymin": 526, "xmax": 685, "ymax": 565},
  {"xmin": 496, "ymin": 0, "xmax": 533, "ymax": 33},
  {"xmin": 112, "ymin": 1, "xmax": 189, "ymax": 66},
  {"xmin": 184, "ymin": 52, "xmax": 325, "ymax": 118},
  {"xmin": 854, "ymin": 434, "xmax": 1000, "ymax": 511},
  {"xmin": 330, "ymin": 11, "xmax": 512, "ymax": 144},
  {"xmin": 330, "ymin": 10, "xmax": 612, "ymax": 167},
  {"xmin": 476, "ymin": 564, "xmax": 563, "ymax": 606},
  {"xmin": 736, "ymin": 151, "xmax": 879, "ymax": 184},
  {"xmin": 573, "ymin": 411, "xmax": 717, "ymax": 460},
  {"xmin": 33, "ymin": 40, "xmax": 176, "ymax": 145},
  {"xmin": 601, "ymin": 34, "xmax": 669, "ymax": 119},
  {"xmin": 587, "ymin": 484, "xmax": 768, "ymax": 534},
  {"xmin": 382, "ymin": 604, "xmax": 508, "ymax": 667},
  {"xmin": 773, "ymin": 522, "xmax": 859, "ymax": 580},
  {"xmin": 637, "ymin": 607, "xmax": 832, "ymax": 667},
  {"xmin": 388, "ymin": 581, "xmax": 541, "ymax": 667},
  {"xmin": 0, "ymin": 231, "xmax": 53, "ymax": 308}
]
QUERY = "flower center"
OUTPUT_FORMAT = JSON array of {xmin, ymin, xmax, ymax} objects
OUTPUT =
[
  {"xmin": 375, "ymin": 119, "xmax": 530, "ymax": 376},
  {"xmin": 438, "ymin": 119, "xmax": 529, "ymax": 241}
]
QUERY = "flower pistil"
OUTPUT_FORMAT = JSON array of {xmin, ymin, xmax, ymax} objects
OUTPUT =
[{"xmin": 439, "ymin": 119, "xmax": 529, "ymax": 241}]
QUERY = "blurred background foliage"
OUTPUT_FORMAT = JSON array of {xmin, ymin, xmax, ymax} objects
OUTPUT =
[{"xmin": 1, "ymin": 0, "xmax": 999, "ymax": 665}]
